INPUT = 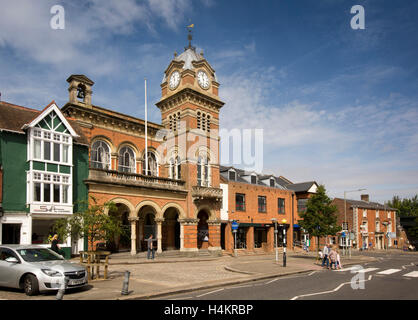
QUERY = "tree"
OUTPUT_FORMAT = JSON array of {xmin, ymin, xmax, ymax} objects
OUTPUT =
[
  {"xmin": 386, "ymin": 195, "xmax": 418, "ymax": 217},
  {"xmin": 53, "ymin": 197, "xmax": 125, "ymax": 251},
  {"xmin": 298, "ymin": 185, "xmax": 341, "ymax": 253}
]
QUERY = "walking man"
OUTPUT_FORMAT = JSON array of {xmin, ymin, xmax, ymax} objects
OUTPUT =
[
  {"xmin": 146, "ymin": 234, "xmax": 155, "ymax": 260},
  {"xmin": 322, "ymin": 243, "xmax": 330, "ymax": 268}
]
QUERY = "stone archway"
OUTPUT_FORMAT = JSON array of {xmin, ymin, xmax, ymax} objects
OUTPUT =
[
  {"xmin": 162, "ymin": 207, "xmax": 181, "ymax": 251},
  {"xmin": 108, "ymin": 203, "xmax": 131, "ymax": 253}
]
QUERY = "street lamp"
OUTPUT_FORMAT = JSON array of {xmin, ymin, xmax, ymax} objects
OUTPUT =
[
  {"xmin": 271, "ymin": 218, "xmax": 278, "ymax": 264},
  {"xmin": 281, "ymin": 218, "xmax": 287, "ymax": 267},
  {"xmin": 344, "ymin": 188, "xmax": 366, "ymax": 258}
]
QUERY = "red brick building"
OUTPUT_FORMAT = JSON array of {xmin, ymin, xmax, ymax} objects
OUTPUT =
[
  {"xmin": 61, "ymin": 42, "xmax": 224, "ymax": 256},
  {"xmin": 332, "ymin": 195, "xmax": 398, "ymax": 250},
  {"xmin": 219, "ymin": 166, "xmax": 308, "ymax": 254}
]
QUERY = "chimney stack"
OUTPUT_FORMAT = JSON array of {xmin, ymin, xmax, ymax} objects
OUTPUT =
[{"xmin": 361, "ymin": 194, "xmax": 369, "ymax": 202}]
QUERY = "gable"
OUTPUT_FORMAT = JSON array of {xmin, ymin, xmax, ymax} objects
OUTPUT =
[{"xmin": 22, "ymin": 102, "xmax": 79, "ymax": 137}]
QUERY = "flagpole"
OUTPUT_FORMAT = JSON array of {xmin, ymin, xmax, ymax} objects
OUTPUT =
[{"xmin": 145, "ymin": 78, "xmax": 148, "ymax": 175}]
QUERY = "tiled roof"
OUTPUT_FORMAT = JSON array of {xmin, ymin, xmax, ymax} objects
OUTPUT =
[
  {"xmin": 334, "ymin": 198, "xmax": 397, "ymax": 211},
  {"xmin": 285, "ymin": 181, "xmax": 317, "ymax": 193},
  {"xmin": 0, "ymin": 101, "xmax": 88, "ymax": 145},
  {"xmin": 219, "ymin": 165, "xmax": 288, "ymax": 190}
]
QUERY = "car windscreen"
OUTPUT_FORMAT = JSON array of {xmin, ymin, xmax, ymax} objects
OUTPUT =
[{"xmin": 17, "ymin": 248, "xmax": 64, "ymax": 262}]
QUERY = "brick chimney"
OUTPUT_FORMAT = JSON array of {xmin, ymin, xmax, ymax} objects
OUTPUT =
[{"xmin": 361, "ymin": 194, "xmax": 369, "ymax": 202}]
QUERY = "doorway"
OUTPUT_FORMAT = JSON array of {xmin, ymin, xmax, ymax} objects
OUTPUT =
[{"xmin": 2, "ymin": 224, "xmax": 21, "ymax": 244}]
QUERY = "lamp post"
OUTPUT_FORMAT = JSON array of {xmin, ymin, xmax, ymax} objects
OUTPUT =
[
  {"xmin": 271, "ymin": 218, "xmax": 278, "ymax": 264},
  {"xmin": 281, "ymin": 219, "xmax": 287, "ymax": 267},
  {"xmin": 344, "ymin": 188, "xmax": 366, "ymax": 258}
]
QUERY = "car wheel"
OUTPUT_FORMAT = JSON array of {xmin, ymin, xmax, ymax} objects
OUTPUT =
[{"xmin": 24, "ymin": 274, "xmax": 39, "ymax": 296}]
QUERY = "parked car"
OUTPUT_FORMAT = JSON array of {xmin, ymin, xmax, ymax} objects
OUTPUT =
[{"xmin": 0, "ymin": 244, "xmax": 88, "ymax": 296}]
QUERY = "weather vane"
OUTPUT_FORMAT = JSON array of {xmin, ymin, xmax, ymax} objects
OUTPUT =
[{"xmin": 185, "ymin": 22, "xmax": 195, "ymax": 51}]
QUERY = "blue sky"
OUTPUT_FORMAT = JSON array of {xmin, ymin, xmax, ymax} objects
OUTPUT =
[{"xmin": 1, "ymin": 0, "xmax": 418, "ymax": 203}]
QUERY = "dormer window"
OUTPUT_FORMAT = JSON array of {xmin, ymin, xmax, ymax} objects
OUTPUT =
[
  {"xmin": 228, "ymin": 170, "xmax": 236, "ymax": 181},
  {"xmin": 270, "ymin": 178, "xmax": 275, "ymax": 187},
  {"xmin": 251, "ymin": 175, "xmax": 257, "ymax": 184}
]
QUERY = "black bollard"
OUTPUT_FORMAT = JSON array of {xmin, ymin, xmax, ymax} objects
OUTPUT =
[
  {"xmin": 56, "ymin": 276, "xmax": 69, "ymax": 300},
  {"xmin": 283, "ymin": 244, "xmax": 287, "ymax": 267},
  {"xmin": 121, "ymin": 270, "xmax": 130, "ymax": 295}
]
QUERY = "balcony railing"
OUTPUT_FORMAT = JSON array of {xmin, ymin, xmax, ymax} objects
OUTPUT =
[
  {"xmin": 191, "ymin": 186, "xmax": 223, "ymax": 201},
  {"xmin": 86, "ymin": 168, "xmax": 186, "ymax": 192}
]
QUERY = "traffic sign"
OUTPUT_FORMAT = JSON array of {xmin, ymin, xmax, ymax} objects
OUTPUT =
[{"xmin": 231, "ymin": 221, "xmax": 239, "ymax": 231}]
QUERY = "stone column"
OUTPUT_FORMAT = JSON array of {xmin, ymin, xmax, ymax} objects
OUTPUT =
[
  {"xmin": 129, "ymin": 217, "xmax": 138, "ymax": 255},
  {"xmin": 155, "ymin": 218, "xmax": 164, "ymax": 254},
  {"xmin": 137, "ymin": 218, "xmax": 144, "ymax": 252},
  {"xmin": 179, "ymin": 220, "xmax": 184, "ymax": 250}
]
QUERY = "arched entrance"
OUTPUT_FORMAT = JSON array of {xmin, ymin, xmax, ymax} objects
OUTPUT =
[
  {"xmin": 162, "ymin": 207, "xmax": 181, "ymax": 250},
  {"xmin": 108, "ymin": 203, "xmax": 131, "ymax": 253},
  {"xmin": 138, "ymin": 205, "xmax": 158, "ymax": 251},
  {"xmin": 197, "ymin": 210, "xmax": 209, "ymax": 249}
]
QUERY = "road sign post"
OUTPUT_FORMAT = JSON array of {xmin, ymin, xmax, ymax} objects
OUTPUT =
[{"xmin": 232, "ymin": 221, "xmax": 239, "ymax": 257}]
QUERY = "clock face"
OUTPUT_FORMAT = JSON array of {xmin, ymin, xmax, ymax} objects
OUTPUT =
[
  {"xmin": 169, "ymin": 71, "xmax": 180, "ymax": 90},
  {"xmin": 197, "ymin": 70, "xmax": 210, "ymax": 89}
]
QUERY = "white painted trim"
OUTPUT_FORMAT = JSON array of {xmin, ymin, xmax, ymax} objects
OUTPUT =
[{"xmin": 22, "ymin": 103, "xmax": 79, "ymax": 138}]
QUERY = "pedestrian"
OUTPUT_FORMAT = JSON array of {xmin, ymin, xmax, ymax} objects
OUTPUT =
[
  {"xmin": 336, "ymin": 249, "xmax": 342, "ymax": 269},
  {"xmin": 50, "ymin": 234, "xmax": 61, "ymax": 255},
  {"xmin": 322, "ymin": 243, "xmax": 330, "ymax": 268},
  {"xmin": 328, "ymin": 246, "xmax": 338, "ymax": 270},
  {"xmin": 146, "ymin": 234, "xmax": 155, "ymax": 260}
]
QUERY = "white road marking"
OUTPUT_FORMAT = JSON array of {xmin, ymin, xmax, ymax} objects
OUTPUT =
[
  {"xmin": 196, "ymin": 288, "xmax": 224, "ymax": 298},
  {"xmin": 229, "ymin": 284, "xmax": 252, "ymax": 289},
  {"xmin": 357, "ymin": 268, "xmax": 379, "ymax": 273},
  {"xmin": 290, "ymin": 279, "xmax": 369, "ymax": 300},
  {"xmin": 266, "ymin": 278, "xmax": 279, "ymax": 285},
  {"xmin": 334, "ymin": 266, "xmax": 360, "ymax": 272},
  {"xmin": 377, "ymin": 269, "xmax": 401, "ymax": 275},
  {"xmin": 403, "ymin": 271, "xmax": 418, "ymax": 278},
  {"xmin": 168, "ymin": 297, "xmax": 193, "ymax": 300}
]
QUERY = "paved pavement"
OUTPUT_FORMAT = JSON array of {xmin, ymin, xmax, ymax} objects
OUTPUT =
[{"xmin": 0, "ymin": 249, "xmax": 379, "ymax": 300}]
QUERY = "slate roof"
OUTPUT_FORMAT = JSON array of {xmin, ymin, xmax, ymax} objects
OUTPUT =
[
  {"xmin": 285, "ymin": 181, "xmax": 317, "ymax": 193},
  {"xmin": 0, "ymin": 101, "xmax": 88, "ymax": 145},
  {"xmin": 334, "ymin": 198, "xmax": 397, "ymax": 211},
  {"xmin": 219, "ymin": 165, "xmax": 289, "ymax": 190}
]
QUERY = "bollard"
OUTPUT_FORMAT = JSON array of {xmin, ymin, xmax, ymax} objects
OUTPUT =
[
  {"xmin": 121, "ymin": 271, "xmax": 130, "ymax": 295},
  {"xmin": 56, "ymin": 276, "xmax": 69, "ymax": 300}
]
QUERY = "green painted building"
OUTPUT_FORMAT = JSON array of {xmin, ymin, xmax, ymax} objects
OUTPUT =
[{"xmin": 0, "ymin": 101, "xmax": 89, "ymax": 256}]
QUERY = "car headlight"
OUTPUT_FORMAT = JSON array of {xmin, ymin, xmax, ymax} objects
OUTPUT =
[{"xmin": 41, "ymin": 269, "xmax": 63, "ymax": 277}]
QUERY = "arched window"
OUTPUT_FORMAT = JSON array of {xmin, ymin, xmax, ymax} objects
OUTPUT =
[
  {"xmin": 118, "ymin": 146, "xmax": 136, "ymax": 173},
  {"xmin": 142, "ymin": 151, "xmax": 158, "ymax": 176},
  {"xmin": 91, "ymin": 140, "xmax": 111, "ymax": 169},
  {"xmin": 169, "ymin": 156, "xmax": 182, "ymax": 180},
  {"xmin": 197, "ymin": 156, "xmax": 210, "ymax": 187}
]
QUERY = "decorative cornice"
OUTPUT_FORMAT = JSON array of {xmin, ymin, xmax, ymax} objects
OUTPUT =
[
  {"xmin": 178, "ymin": 218, "xmax": 199, "ymax": 225},
  {"xmin": 156, "ymin": 88, "xmax": 224, "ymax": 114}
]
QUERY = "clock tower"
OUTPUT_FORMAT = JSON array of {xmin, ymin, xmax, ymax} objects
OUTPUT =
[{"xmin": 156, "ymin": 31, "xmax": 225, "ymax": 254}]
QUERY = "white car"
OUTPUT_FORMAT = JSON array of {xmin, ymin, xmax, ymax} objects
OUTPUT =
[{"xmin": 0, "ymin": 244, "xmax": 88, "ymax": 296}]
